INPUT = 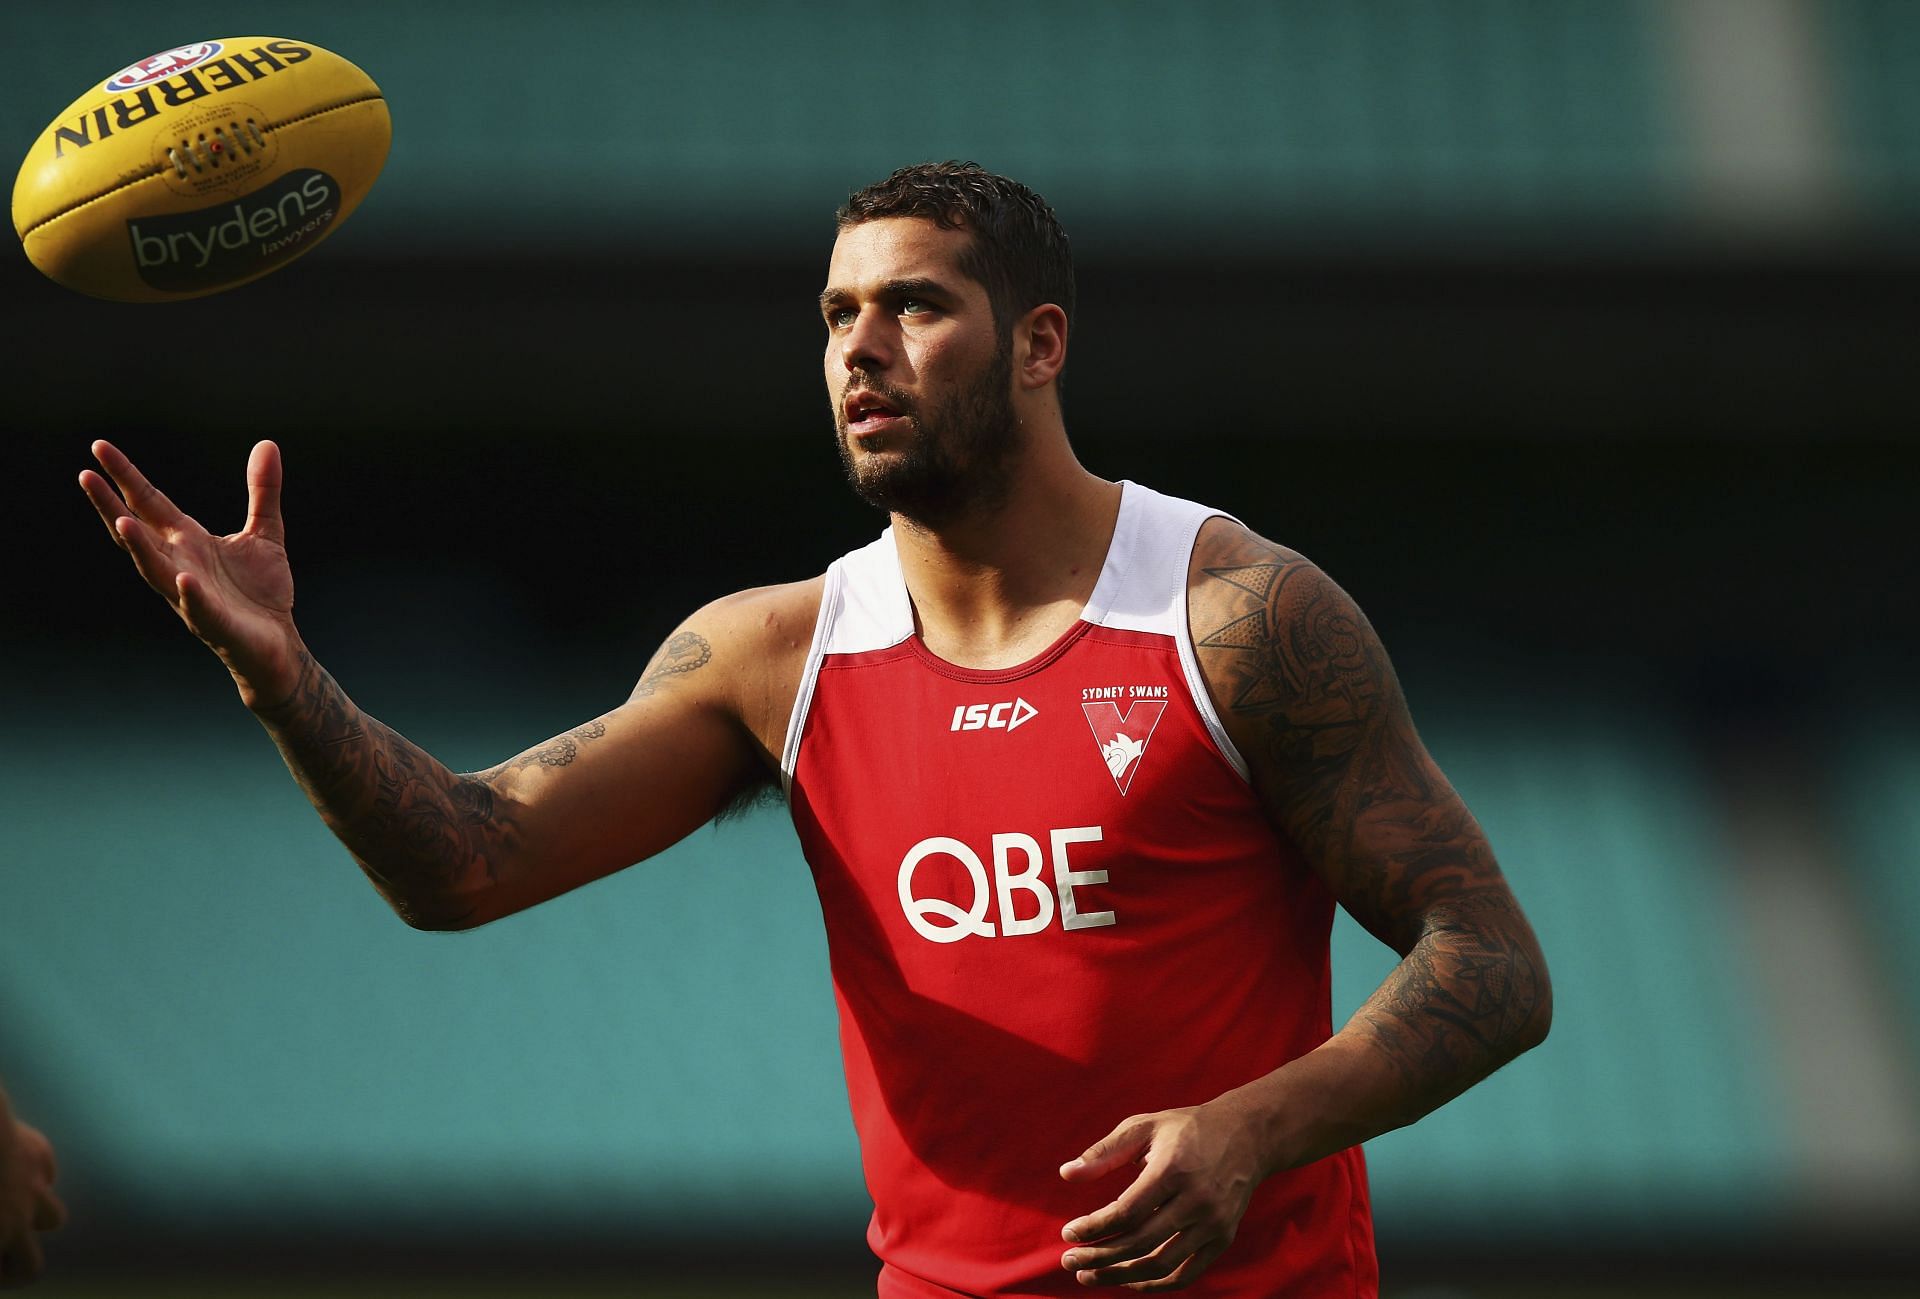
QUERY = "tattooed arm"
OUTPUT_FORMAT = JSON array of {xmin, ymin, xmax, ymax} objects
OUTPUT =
[
  {"xmin": 1191, "ymin": 518, "xmax": 1551, "ymax": 1159},
  {"xmin": 1056, "ymin": 520, "xmax": 1550, "ymax": 1288},
  {"xmin": 248, "ymin": 617, "xmax": 774, "ymax": 930},
  {"xmin": 81, "ymin": 440, "xmax": 805, "ymax": 931}
]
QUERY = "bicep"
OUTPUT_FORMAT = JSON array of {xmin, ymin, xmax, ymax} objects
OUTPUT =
[{"xmin": 1189, "ymin": 525, "xmax": 1509, "ymax": 952}]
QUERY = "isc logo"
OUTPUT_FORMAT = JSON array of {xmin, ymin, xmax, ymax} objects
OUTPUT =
[{"xmin": 949, "ymin": 698, "xmax": 1038, "ymax": 733}]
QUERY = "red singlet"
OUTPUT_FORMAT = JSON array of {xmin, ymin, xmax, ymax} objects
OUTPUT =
[{"xmin": 784, "ymin": 483, "xmax": 1377, "ymax": 1297}]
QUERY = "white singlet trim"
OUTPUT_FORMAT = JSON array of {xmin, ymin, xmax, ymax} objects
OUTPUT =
[
  {"xmin": 1083, "ymin": 482, "xmax": 1251, "ymax": 783},
  {"xmin": 780, "ymin": 482, "xmax": 1254, "ymax": 792},
  {"xmin": 780, "ymin": 529, "xmax": 914, "ymax": 792}
]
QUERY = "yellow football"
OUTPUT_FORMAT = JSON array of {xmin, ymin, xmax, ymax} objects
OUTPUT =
[{"xmin": 12, "ymin": 37, "xmax": 390, "ymax": 302}]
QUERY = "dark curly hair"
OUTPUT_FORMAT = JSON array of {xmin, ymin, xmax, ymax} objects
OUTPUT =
[{"xmin": 837, "ymin": 161, "xmax": 1075, "ymax": 338}]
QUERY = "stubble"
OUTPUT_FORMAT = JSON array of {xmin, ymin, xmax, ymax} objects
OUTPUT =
[{"xmin": 832, "ymin": 338, "xmax": 1019, "ymax": 529}]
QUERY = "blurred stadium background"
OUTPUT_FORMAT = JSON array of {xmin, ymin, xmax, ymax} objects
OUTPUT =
[{"xmin": 4, "ymin": 1, "xmax": 1916, "ymax": 1294}]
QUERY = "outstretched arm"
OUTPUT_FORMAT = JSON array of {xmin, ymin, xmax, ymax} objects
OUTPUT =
[
  {"xmin": 80, "ymin": 441, "xmax": 787, "ymax": 930},
  {"xmin": 243, "ymin": 630, "xmax": 760, "ymax": 930},
  {"xmin": 1058, "ymin": 520, "xmax": 1550, "ymax": 1290}
]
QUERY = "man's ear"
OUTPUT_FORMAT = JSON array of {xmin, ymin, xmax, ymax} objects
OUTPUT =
[{"xmin": 1015, "ymin": 303, "xmax": 1069, "ymax": 390}]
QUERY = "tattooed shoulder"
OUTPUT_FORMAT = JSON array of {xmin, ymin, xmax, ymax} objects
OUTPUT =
[
  {"xmin": 1188, "ymin": 523, "xmax": 1423, "ymax": 864},
  {"xmin": 1189, "ymin": 523, "xmax": 1395, "ymax": 770},
  {"xmin": 1189, "ymin": 520, "xmax": 1503, "ymax": 923},
  {"xmin": 631, "ymin": 630, "xmax": 713, "ymax": 701}
]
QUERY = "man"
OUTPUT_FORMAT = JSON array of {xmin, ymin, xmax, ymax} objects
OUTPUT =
[
  {"xmin": 81, "ymin": 162, "xmax": 1549, "ymax": 1296},
  {"xmin": 0, "ymin": 1081, "xmax": 64, "ymax": 1288}
]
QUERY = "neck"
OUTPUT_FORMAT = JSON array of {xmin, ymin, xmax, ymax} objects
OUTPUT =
[{"xmin": 891, "ymin": 434, "xmax": 1122, "ymax": 669}]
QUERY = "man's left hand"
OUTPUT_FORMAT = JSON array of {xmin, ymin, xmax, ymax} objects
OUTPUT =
[{"xmin": 1058, "ymin": 1100, "xmax": 1266, "ymax": 1290}]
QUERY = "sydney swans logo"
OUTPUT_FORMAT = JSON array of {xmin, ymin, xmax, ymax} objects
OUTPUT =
[{"xmin": 1080, "ymin": 694, "xmax": 1168, "ymax": 795}]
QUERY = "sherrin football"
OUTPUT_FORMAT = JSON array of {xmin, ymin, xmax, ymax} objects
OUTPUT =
[{"xmin": 12, "ymin": 37, "xmax": 389, "ymax": 302}]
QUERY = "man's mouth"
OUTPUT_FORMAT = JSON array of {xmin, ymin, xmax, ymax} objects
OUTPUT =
[{"xmin": 845, "ymin": 390, "xmax": 908, "ymax": 436}]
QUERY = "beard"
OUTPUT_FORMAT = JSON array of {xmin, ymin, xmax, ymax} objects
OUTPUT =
[{"xmin": 832, "ymin": 339, "xmax": 1019, "ymax": 529}]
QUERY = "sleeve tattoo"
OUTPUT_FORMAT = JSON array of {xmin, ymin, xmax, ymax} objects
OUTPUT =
[
  {"xmin": 253, "ymin": 626, "xmax": 723, "ymax": 929},
  {"xmin": 1196, "ymin": 542, "xmax": 1549, "ymax": 1098},
  {"xmin": 256, "ymin": 648, "xmax": 615, "ymax": 929}
]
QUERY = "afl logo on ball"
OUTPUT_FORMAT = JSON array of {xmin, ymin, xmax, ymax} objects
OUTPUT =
[{"xmin": 102, "ymin": 42, "xmax": 224, "ymax": 93}]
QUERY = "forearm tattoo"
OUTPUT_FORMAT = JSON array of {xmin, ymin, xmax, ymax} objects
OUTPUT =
[
  {"xmin": 250, "ymin": 622, "xmax": 720, "ymax": 927},
  {"xmin": 255, "ymin": 649, "xmax": 603, "ymax": 929},
  {"xmin": 1357, "ymin": 891, "xmax": 1546, "ymax": 1093},
  {"xmin": 1196, "ymin": 538, "xmax": 1549, "ymax": 1099}
]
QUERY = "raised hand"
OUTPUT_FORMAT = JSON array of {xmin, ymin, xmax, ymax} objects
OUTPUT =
[
  {"xmin": 80, "ymin": 439, "xmax": 302, "ymax": 709},
  {"xmin": 1059, "ymin": 1101, "xmax": 1266, "ymax": 1290}
]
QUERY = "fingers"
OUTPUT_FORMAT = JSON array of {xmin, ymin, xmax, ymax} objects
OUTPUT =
[
  {"xmin": 1060, "ymin": 1112, "xmax": 1238, "ymax": 1289},
  {"xmin": 174, "ymin": 571, "xmax": 228, "ymax": 644},
  {"xmin": 1063, "ymin": 1179, "xmax": 1167, "ymax": 1255},
  {"xmin": 77, "ymin": 469, "xmax": 132, "ymax": 548},
  {"xmin": 91, "ymin": 440, "xmax": 187, "ymax": 530},
  {"xmin": 1064, "ymin": 1207, "xmax": 1233, "ymax": 1290},
  {"xmin": 1060, "ymin": 1157, "xmax": 1193, "ymax": 1280},
  {"xmin": 244, "ymin": 440, "xmax": 284, "ymax": 543},
  {"xmin": 1121, "ymin": 1241, "xmax": 1228, "ymax": 1292},
  {"xmin": 1062, "ymin": 1121, "xmax": 1162, "ymax": 1246},
  {"xmin": 1062, "ymin": 1114, "xmax": 1155, "ymax": 1184},
  {"xmin": 1064, "ymin": 1201, "xmax": 1182, "ymax": 1272},
  {"xmin": 112, "ymin": 513, "xmax": 174, "ymax": 593},
  {"xmin": 1068, "ymin": 1229, "xmax": 1207, "ymax": 1290}
]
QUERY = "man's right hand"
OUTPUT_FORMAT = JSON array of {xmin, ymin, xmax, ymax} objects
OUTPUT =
[{"xmin": 80, "ymin": 439, "xmax": 302, "ymax": 710}]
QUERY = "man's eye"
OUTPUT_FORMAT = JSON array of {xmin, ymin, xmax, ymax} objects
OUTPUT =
[
  {"xmin": 902, "ymin": 299, "xmax": 932, "ymax": 316},
  {"xmin": 827, "ymin": 308, "xmax": 856, "ymax": 328}
]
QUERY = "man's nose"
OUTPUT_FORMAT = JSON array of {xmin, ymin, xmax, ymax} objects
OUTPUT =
[{"xmin": 840, "ymin": 306, "xmax": 892, "ymax": 373}]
